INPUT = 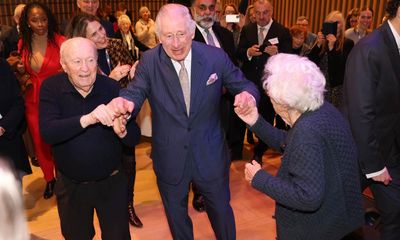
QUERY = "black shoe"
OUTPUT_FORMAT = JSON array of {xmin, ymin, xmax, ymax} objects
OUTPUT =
[
  {"xmin": 128, "ymin": 201, "xmax": 143, "ymax": 228},
  {"xmin": 247, "ymin": 132, "xmax": 255, "ymax": 145},
  {"xmin": 252, "ymin": 154, "xmax": 263, "ymax": 166},
  {"xmin": 30, "ymin": 157, "xmax": 40, "ymax": 167},
  {"xmin": 43, "ymin": 179, "xmax": 56, "ymax": 199},
  {"xmin": 192, "ymin": 194, "xmax": 205, "ymax": 212}
]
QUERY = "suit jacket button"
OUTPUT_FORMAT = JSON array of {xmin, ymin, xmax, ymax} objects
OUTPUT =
[{"xmin": 184, "ymin": 145, "xmax": 188, "ymax": 149}]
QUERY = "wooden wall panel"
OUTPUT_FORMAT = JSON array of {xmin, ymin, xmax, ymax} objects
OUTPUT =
[{"xmin": 0, "ymin": 0, "xmax": 389, "ymax": 34}]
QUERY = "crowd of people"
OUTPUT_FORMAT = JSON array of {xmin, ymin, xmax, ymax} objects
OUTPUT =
[{"xmin": 0, "ymin": 0, "xmax": 399, "ymax": 239}]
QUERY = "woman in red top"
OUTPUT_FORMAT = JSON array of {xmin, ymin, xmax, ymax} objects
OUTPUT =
[{"xmin": 18, "ymin": 2, "xmax": 65, "ymax": 199}]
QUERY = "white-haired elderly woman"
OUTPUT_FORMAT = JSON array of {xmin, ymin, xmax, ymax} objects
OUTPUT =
[
  {"xmin": 115, "ymin": 14, "xmax": 149, "ymax": 60},
  {"xmin": 235, "ymin": 53, "xmax": 363, "ymax": 239},
  {"xmin": 135, "ymin": 6, "xmax": 158, "ymax": 48}
]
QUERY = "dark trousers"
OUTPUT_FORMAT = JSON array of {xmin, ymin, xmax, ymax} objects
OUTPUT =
[
  {"xmin": 55, "ymin": 171, "xmax": 130, "ymax": 240},
  {"xmin": 254, "ymin": 93, "xmax": 286, "ymax": 157},
  {"xmin": 122, "ymin": 146, "xmax": 136, "ymax": 203},
  {"xmin": 362, "ymin": 164, "xmax": 400, "ymax": 240},
  {"xmin": 157, "ymin": 157, "xmax": 235, "ymax": 240},
  {"xmin": 221, "ymin": 93, "xmax": 246, "ymax": 158}
]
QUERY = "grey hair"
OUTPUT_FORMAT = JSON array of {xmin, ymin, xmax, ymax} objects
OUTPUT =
[
  {"xmin": 60, "ymin": 37, "xmax": 98, "ymax": 63},
  {"xmin": 263, "ymin": 53, "xmax": 325, "ymax": 112},
  {"xmin": 155, "ymin": 4, "xmax": 196, "ymax": 38},
  {"xmin": 0, "ymin": 159, "xmax": 29, "ymax": 240}
]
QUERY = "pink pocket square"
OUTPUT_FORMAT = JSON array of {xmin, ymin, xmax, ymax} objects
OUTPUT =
[{"xmin": 206, "ymin": 73, "xmax": 218, "ymax": 86}]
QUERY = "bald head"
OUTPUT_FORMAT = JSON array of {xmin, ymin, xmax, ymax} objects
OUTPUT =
[
  {"xmin": 254, "ymin": 0, "xmax": 273, "ymax": 26},
  {"xmin": 77, "ymin": 0, "xmax": 99, "ymax": 15},
  {"xmin": 60, "ymin": 37, "xmax": 98, "ymax": 94}
]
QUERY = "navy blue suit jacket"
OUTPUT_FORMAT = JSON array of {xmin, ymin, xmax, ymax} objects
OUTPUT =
[
  {"xmin": 121, "ymin": 41, "xmax": 259, "ymax": 184},
  {"xmin": 343, "ymin": 21, "xmax": 400, "ymax": 174}
]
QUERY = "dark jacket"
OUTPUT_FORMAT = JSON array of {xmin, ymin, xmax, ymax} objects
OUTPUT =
[
  {"xmin": 251, "ymin": 102, "xmax": 363, "ymax": 239},
  {"xmin": 0, "ymin": 58, "xmax": 31, "ymax": 174},
  {"xmin": 343, "ymin": 21, "xmax": 400, "ymax": 174},
  {"xmin": 237, "ymin": 21, "xmax": 292, "ymax": 88}
]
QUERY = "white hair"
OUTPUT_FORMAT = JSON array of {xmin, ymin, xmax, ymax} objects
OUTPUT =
[
  {"xmin": 263, "ymin": 53, "xmax": 325, "ymax": 112},
  {"xmin": 0, "ymin": 159, "xmax": 29, "ymax": 240},
  {"xmin": 118, "ymin": 14, "xmax": 131, "ymax": 27},
  {"xmin": 155, "ymin": 4, "xmax": 196, "ymax": 38},
  {"xmin": 60, "ymin": 37, "xmax": 98, "ymax": 63}
]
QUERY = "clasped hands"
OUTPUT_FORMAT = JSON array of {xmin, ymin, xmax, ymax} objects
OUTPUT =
[{"xmin": 81, "ymin": 97, "xmax": 134, "ymax": 138}]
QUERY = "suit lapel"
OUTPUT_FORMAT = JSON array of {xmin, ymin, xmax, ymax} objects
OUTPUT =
[
  {"xmin": 249, "ymin": 23, "xmax": 259, "ymax": 45},
  {"xmin": 212, "ymin": 25, "xmax": 224, "ymax": 48},
  {"xmin": 159, "ymin": 47, "xmax": 188, "ymax": 114},
  {"xmin": 381, "ymin": 22, "xmax": 400, "ymax": 82},
  {"xmin": 263, "ymin": 22, "xmax": 277, "ymax": 45},
  {"xmin": 194, "ymin": 27, "xmax": 207, "ymax": 44},
  {"xmin": 190, "ymin": 42, "xmax": 208, "ymax": 117}
]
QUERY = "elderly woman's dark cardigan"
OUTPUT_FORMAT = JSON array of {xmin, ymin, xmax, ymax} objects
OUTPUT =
[{"xmin": 250, "ymin": 102, "xmax": 363, "ymax": 240}]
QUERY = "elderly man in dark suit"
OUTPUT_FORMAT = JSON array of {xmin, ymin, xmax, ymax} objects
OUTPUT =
[
  {"xmin": 343, "ymin": 0, "xmax": 400, "ymax": 239},
  {"xmin": 107, "ymin": 4, "xmax": 259, "ymax": 240},
  {"xmin": 237, "ymin": 0, "xmax": 292, "ymax": 164}
]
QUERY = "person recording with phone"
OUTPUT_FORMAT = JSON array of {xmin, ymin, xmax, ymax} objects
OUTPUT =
[
  {"xmin": 308, "ymin": 10, "xmax": 353, "ymax": 108},
  {"xmin": 237, "ymin": 0, "xmax": 291, "ymax": 165},
  {"xmin": 219, "ymin": 3, "xmax": 245, "ymax": 48}
]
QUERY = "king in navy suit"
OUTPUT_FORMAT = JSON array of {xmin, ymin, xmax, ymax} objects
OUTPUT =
[{"xmin": 108, "ymin": 4, "xmax": 259, "ymax": 240}]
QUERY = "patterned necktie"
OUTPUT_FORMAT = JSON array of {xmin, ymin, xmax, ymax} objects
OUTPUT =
[
  {"xmin": 179, "ymin": 61, "xmax": 190, "ymax": 115},
  {"xmin": 258, "ymin": 27, "xmax": 266, "ymax": 45},
  {"xmin": 205, "ymin": 28, "xmax": 216, "ymax": 46}
]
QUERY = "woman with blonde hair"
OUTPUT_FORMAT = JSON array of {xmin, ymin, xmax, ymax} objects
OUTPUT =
[
  {"xmin": 115, "ymin": 14, "xmax": 149, "ymax": 60},
  {"xmin": 135, "ymin": 6, "xmax": 158, "ymax": 48},
  {"xmin": 308, "ymin": 10, "xmax": 354, "ymax": 108}
]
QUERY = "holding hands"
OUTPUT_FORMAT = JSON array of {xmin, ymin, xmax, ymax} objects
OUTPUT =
[
  {"xmin": 80, "ymin": 97, "xmax": 135, "ymax": 138},
  {"xmin": 245, "ymin": 160, "xmax": 262, "ymax": 183},
  {"xmin": 80, "ymin": 104, "xmax": 115, "ymax": 128},
  {"xmin": 234, "ymin": 91, "xmax": 258, "ymax": 126}
]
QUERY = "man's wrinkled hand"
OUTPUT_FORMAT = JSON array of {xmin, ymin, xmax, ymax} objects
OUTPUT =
[
  {"xmin": 107, "ymin": 97, "xmax": 134, "ymax": 118},
  {"xmin": 372, "ymin": 168, "xmax": 392, "ymax": 185},
  {"xmin": 113, "ymin": 114, "xmax": 129, "ymax": 138},
  {"xmin": 234, "ymin": 91, "xmax": 258, "ymax": 126}
]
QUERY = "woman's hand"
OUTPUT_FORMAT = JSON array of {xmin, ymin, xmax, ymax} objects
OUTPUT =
[
  {"xmin": 316, "ymin": 31, "xmax": 325, "ymax": 48},
  {"xmin": 109, "ymin": 62, "xmax": 131, "ymax": 81},
  {"xmin": 234, "ymin": 92, "xmax": 259, "ymax": 126},
  {"xmin": 245, "ymin": 160, "xmax": 262, "ymax": 183},
  {"xmin": 326, "ymin": 34, "xmax": 337, "ymax": 51}
]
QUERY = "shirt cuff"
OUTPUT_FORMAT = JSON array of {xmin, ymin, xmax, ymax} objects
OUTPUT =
[
  {"xmin": 246, "ymin": 49, "xmax": 253, "ymax": 61},
  {"xmin": 366, "ymin": 167, "xmax": 387, "ymax": 179}
]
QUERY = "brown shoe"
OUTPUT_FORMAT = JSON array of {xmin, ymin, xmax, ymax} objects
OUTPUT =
[{"xmin": 128, "ymin": 201, "xmax": 143, "ymax": 228}]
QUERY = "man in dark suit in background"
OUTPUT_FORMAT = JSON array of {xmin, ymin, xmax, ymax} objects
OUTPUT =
[
  {"xmin": 237, "ymin": 0, "xmax": 291, "ymax": 164},
  {"xmin": 107, "ymin": 4, "xmax": 259, "ymax": 239},
  {"xmin": 343, "ymin": 0, "xmax": 400, "ymax": 239},
  {"xmin": 190, "ymin": 0, "xmax": 245, "ymax": 213}
]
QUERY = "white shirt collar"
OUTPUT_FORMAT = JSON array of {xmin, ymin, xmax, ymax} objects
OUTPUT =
[
  {"xmin": 388, "ymin": 20, "xmax": 400, "ymax": 54},
  {"xmin": 171, "ymin": 49, "xmax": 192, "ymax": 83},
  {"xmin": 258, "ymin": 19, "xmax": 273, "ymax": 33}
]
